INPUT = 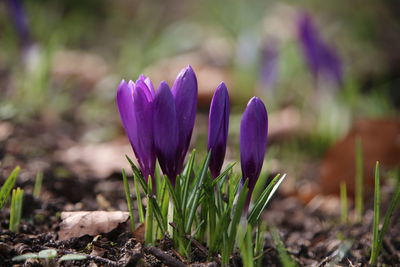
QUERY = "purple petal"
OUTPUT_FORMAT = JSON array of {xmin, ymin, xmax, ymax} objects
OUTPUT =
[
  {"xmin": 297, "ymin": 13, "xmax": 343, "ymax": 86},
  {"xmin": 153, "ymin": 81, "xmax": 180, "ymax": 183},
  {"xmin": 117, "ymin": 80, "xmax": 140, "ymax": 165},
  {"xmin": 133, "ymin": 80, "xmax": 156, "ymax": 179},
  {"xmin": 137, "ymin": 74, "xmax": 155, "ymax": 99},
  {"xmin": 297, "ymin": 13, "xmax": 321, "ymax": 76},
  {"xmin": 172, "ymin": 66, "xmax": 198, "ymax": 172},
  {"xmin": 260, "ymin": 41, "xmax": 279, "ymax": 91},
  {"xmin": 240, "ymin": 97, "xmax": 268, "ymax": 194},
  {"xmin": 6, "ymin": 0, "xmax": 32, "ymax": 48},
  {"xmin": 208, "ymin": 82, "xmax": 230, "ymax": 178}
]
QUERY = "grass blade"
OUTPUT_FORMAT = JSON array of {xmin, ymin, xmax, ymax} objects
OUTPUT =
[
  {"xmin": 355, "ymin": 136, "xmax": 364, "ymax": 221},
  {"xmin": 375, "ymin": 171, "xmax": 400, "ymax": 263},
  {"xmin": 0, "ymin": 166, "xmax": 20, "ymax": 210},
  {"xmin": 340, "ymin": 181, "xmax": 348, "ymax": 224},
  {"xmin": 248, "ymin": 174, "xmax": 286, "ymax": 226},
  {"xmin": 369, "ymin": 161, "xmax": 380, "ymax": 265},
  {"xmin": 122, "ymin": 169, "xmax": 135, "ymax": 231},
  {"xmin": 33, "ymin": 171, "xmax": 43, "ymax": 198},
  {"xmin": 184, "ymin": 151, "xmax": 211, "ymax": 234},
  {"xmin": 133, "ymin": 173, "xmax": 145, "ymax": 223},
  {"xmin": 271, "ymin": 226, "xmax": 296, "ymax": 267}
]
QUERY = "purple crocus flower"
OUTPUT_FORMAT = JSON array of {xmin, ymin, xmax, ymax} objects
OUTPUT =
[
  {"xmin": 297, "ymin": 13, "xmax": 343, "ymax": 86},
  {"xmin": 240, "ymin": 97, "xmax": 268, "ymax": 200},
  {"xmin": 153, "ymin": 66, "xmax": 198, "ymax": 184},
  {"xmin": 6, "ymin": 0, "xmax": 32, "ymax": 49},
  {"xmin": 116, "ymin": 75, "xmax": 156, "ymax": 180},
  {"xmin": 208, "ymin": 82, "xmax": 230, "ymax": 178},
  {"xmin": 260, "ymin": 41, "xmax": 279, "ymax": 92}
]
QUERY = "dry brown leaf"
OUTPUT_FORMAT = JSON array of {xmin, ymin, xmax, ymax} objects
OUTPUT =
[
  {"xmin": 133, "ymin": 223, "xmax": 145, "ymax": 243},
  {"xmin": 320, "ymin": 118, "xmax": 400, "ymax": 195},
  {"xmin": 0, "ymin": 122, "xmax": 13, "ymax": 142},
  {"xmin": 55, "ymin": 139, "xmax": 133, "ymax": 179},
  {"xmin": 59, "ymin": 211, "xmax": 129, "ymax": 240}
]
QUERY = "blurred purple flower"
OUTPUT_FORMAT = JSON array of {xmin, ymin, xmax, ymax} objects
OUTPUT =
[
  {"xmin": 6, "ymin": 0, "xmax": 32, "ymax": 48},
  {"xmin": 260, "ymin": 41, "xmax": 279, "ymax": 91},
  {"xmin": 153, "ymin": 66, "xmax": 198, "ymax": 184},
  {"xmin": 297, "ymin": 13, "xmax": 343, "ymax": 86},
  {"xmin": 116, "ymin": 76, "xmax": 156, "ymax": 180},
  {"xmin": 208, "ymin": 82, "xmax": 230, "ymax": 178},
  {"xmin": 240, "ymin": 97, "xmax": 268, "ymax": 201}
]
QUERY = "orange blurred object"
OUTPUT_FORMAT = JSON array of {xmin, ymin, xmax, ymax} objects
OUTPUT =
[{"xmin": 319, "ymin": 118, "xmax": 400, "ymax": 195}]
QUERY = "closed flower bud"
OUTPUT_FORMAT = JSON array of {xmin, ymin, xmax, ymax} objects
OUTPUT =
[
  {"xmin": 240, "ymin": 97, "xmax": 268, "ymax": 197},
  {"xmin": 116, "ymin": 77, "xmax": 156, "ymax": 180},
  {"xmin": 208, "ymin": 82, "xmax": 230, "ymax": 178}
]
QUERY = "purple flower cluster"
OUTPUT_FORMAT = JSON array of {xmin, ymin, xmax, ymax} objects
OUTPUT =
[
  {"xmin": 117, "ymin": 66, "xmax": 268, "ymax": 193},
  {"xmin": 297, "ymin": 13, "xmax": 343, "ymax": 86}
]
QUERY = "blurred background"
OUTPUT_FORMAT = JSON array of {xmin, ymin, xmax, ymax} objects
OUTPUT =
[{"xmin": 0, "ymin": 0, "xmax": 399, "ymax": 203}]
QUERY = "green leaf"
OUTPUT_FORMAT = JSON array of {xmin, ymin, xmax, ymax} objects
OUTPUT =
[
  {"xmin": 376, "ymin": 173, "xmax": 400, "ymax": 263},
  {"xmin": 369, "ymin": 161, "xmax": 381, "ymax": 265},
  {"xmin": 164, "ymin": 176, "xmax": 183, "ymax": 220},
  {"xmin": 248, "ymin": 174, "xmax": 286, "ymax": 226},
  {"xmin": 226, "ymin": 179, "xmax": 249, "ymax": 259},
  {"xmin": 184, "ymin": 151, "xmax": 211, "ymax": 234},
  {"xmin": 0, "ymin": 166, "xmax": 20, "ymax": 209},
  {"xmin": 148, "ymin": 195, "xmax": 167, "ymax": 234},
  {"xmin": 271, "ymin": 226, "xmax": 296, "ymax": 267},
  {"xmin": 211, "ymin": 162, "xmax": 236, "ymax": 187},
  {"xmin": 122, "ymin": 169, "xmax": 135, "ymax": 231},
  {"xmin": 126, "ymin": 155, "xmax": 148, "ymax": 193},
  {"xmin": 38, "ymin": 249, "xmax": 57, "ymax": 259},
  {"xmin": 59, "ymin": 254, "xmax": 87, "ymax": 261},
  {"xmin": 12, "ymin": 253, "xmax": 38, "ymax": 261},
  {"xmin": 145, "ymin": 178, "xmax": 154, "ymax": 244},
  {"xmin": 9, "ymin": 188, "xmax": 24, "ymax": 233},
  {"xmin": 133, "ymin": 173, "xmax": 145, "ymax": 223},
  {"xmin": 181, "ymin": 149, "xmax": 196, "ymax": 214}
]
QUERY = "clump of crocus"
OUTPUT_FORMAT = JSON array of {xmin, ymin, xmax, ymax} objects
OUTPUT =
[
  {"xmin": 208, "ymin": 82, "xmax": 230, "ymax": 178},
  {"xmin": 117, "ymin": 75, "xmax": 156, "ymax": 180},
  {"xmin": 240, "ymin": 97, "xmax": 268, "ymax": 204},
  {"xmin": 297, "ymin": 13, "xmax": 343, "ymax": 86},
  {"xmin": 117, "ymin": 67, "xmax": 285, "ymax": 264},
  {"xmin": 153, "ymin": 66, "xmax": 197, "ymax": 184}
]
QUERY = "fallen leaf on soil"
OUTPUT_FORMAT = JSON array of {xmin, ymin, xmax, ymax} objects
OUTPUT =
[
  {"xmin": 0, "ymin": 122, "xmax": 13, "ymax": 142},
  {"xmin": 268, "ymin": 107, "xmax": 302, "ymax": 141},
  {"xmin": 133, "ymin": 223, "xmax": 145, "ymax": 243},
  {"xmin": 56, "ymin": 139, "xmax": 133, "ymax": 179},
  {"xmin": 52, "ymin": 50, "xmax": 109, "ymax": 87},
  {"xmin": 59, "ymin": 211, "xmax": 129, "ymax": 240},
  {"xmin": 320, "ymin": 118, "xmax": 400, "ymax": 195}
]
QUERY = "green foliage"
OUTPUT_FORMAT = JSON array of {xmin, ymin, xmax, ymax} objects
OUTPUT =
[
  {"xmin": 340, "ymin": 181, "xmax": 348, "ymax": 224},
  {"xmin": 0, "ymin": 166, "xmax": 20, "ymax": 210},
  {"xmin": 33, "ymin": 171, "xmax": 44, "ymax": 198},
  {"xmin": 355, "ymin": 136, "xmax": 364, "ymax": 221},
  {"xmin": 270, "ymin": 226, "xmax": 297, "ymax": 267},
  {"xmin": 370, "ymin": 161, "xmax": 380, "ymax": 265},
  {"xmin": 9, "ymin": 187, "xmax": 24, "ymax": 233},
  {"xmin": 122, "ymin": 169, "xmax": 135, "ymax": 232},
  {"xmin": 370, "ymin": 163, "xmax": 400, "ymax": 265},
  {"xmin": 124, "ymin": 151, "xmax": 286, "ymax": 263}
]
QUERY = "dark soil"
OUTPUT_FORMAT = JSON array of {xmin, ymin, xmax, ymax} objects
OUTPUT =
[{"xmin": 1, "ymin": 120, "xmax": 399, "ymax": 266}]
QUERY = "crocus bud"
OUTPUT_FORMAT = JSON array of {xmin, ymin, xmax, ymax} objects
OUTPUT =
[
  {"xmin": 153, "ymin": 82, "xmax": 180, "ymax": 183},
  {"xmin": 172, "ymin": 66, "xmax": 198, "ymax": 173},
  {"xmin": 297, "ymin": 13, "xmax": 342, "ymax": 86},
  {"xmin": 240, "ymin": 97, "xmax": 268, "ymax": 197},
  {"xmin": 208, "ymin": 82, "xmax": 230, "ymax": 178},
  {"xmin": 153, "ymin": 66, "xmax": 198, "ymax": 184},
  {"xmin": 117, "ymin": 78, "xmax": 156, "ymax": 179}
]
